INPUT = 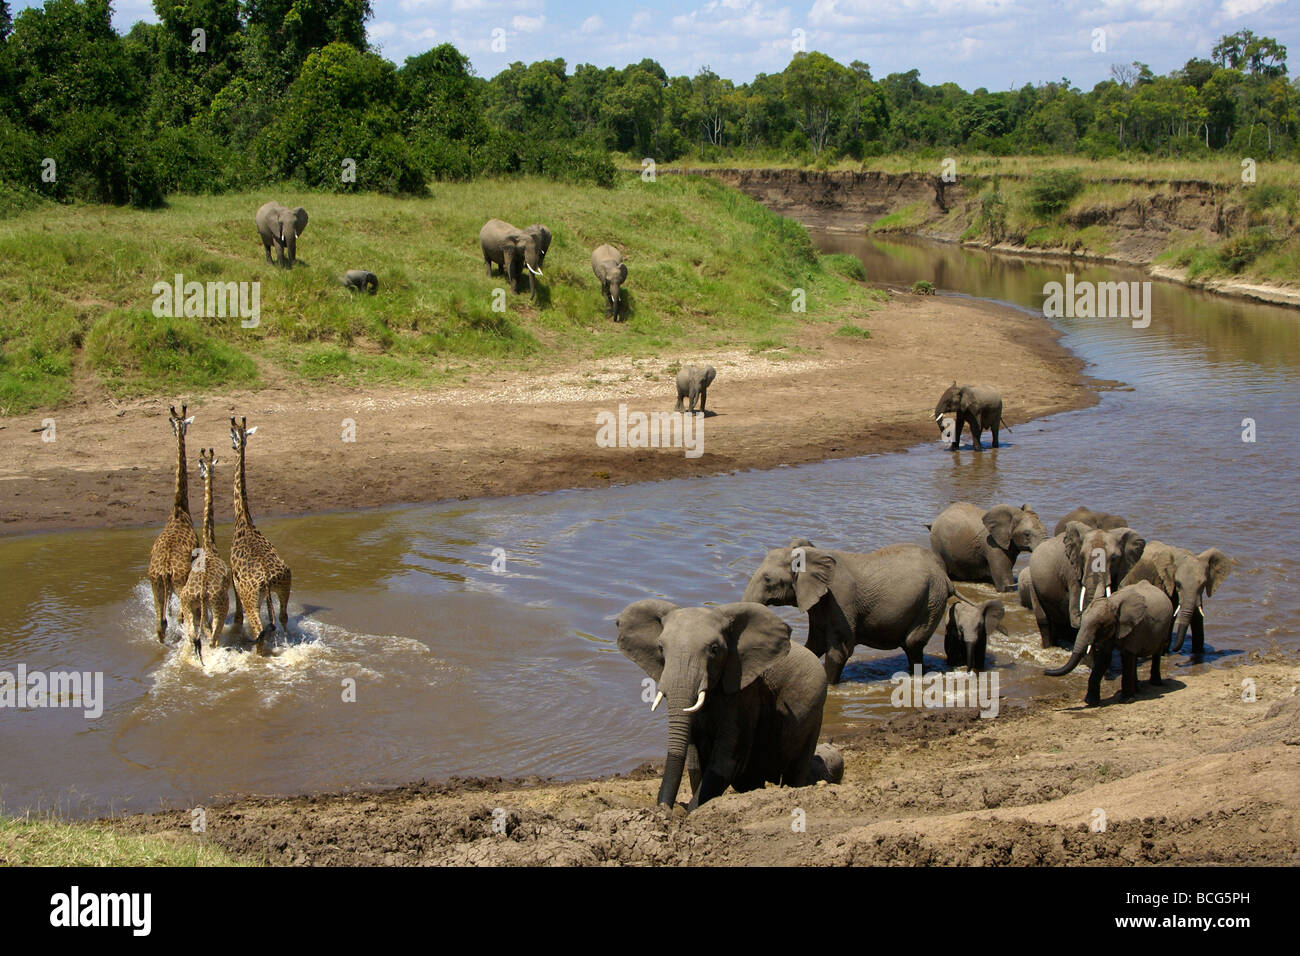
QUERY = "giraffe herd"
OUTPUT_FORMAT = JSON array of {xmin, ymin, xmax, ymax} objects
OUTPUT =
[{"xmin": 146, "ymin": 408, "xmax": 292, "ymax": 661}]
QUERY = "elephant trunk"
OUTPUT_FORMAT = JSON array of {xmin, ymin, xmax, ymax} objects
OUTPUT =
[
  {"xmin": 1170, "ymin": 595, "xmax": 1197, "ymax": 652},
  {"xmin": 658, "ymin": 704, "xmax": 694, "ymax": 807},
  {"xmin": 741, "ymin": 576, "xmax": 765, "ymax": 605},
  {"xmin": 967, "ymin": 637, "xmax": 985, "ymax": 672},
  {"xmin": 1045, "ymin": 627, "xmax": 1091, "ymax": 677}
]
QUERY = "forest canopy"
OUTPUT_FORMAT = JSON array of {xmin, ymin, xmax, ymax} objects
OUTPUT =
[{"xmin": 0, "ymin": 1, "xmax": 1293, "ymax": 207}]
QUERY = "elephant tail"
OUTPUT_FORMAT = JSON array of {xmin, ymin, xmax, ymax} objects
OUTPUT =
[{"xmin": 1000, "ymin": 415, "xmax": 1011, "ymax": 432}]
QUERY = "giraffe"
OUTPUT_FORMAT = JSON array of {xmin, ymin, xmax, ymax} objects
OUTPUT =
[
  {"xmin": 147, "ymin": 405, "xmax": 198, "ymax": 642},
  {"xmin": 228, "ymin": 416, "xmax": 292, "ymax": 647},
  {"xmin": 178, "ymin": 448, "xmax": 231, "ymax": 663}
]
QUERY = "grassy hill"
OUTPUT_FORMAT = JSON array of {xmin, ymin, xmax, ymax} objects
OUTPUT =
[{"xmin": 0, "ymin": 175, "xmax": 880, "ymax": 414}]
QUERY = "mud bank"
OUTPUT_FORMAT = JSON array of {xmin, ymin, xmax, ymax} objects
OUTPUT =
[
  {"xmin": 679, "ymin": 167, "xmax": 1300, "ymax": 310},
  {"xmin": 104, "ymin": 651, "xmax": 1300, "ymax": 866}
]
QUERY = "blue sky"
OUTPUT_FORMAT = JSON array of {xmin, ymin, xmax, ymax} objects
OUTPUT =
[{"xmin": 36, "ymin": 0, "xmax": 1300, "ymax": 88}]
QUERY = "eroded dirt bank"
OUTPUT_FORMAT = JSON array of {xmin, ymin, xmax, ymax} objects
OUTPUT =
[
  {"xmin": 109, "ymin": 651, "xmax": 1300, "ymax": 866},
  {"xmin": 687, "ymin": 167, "xmax": 1300, "ymax": 309},
  {"xmin": 0, "ymin": 293, "xmax": 1093, "ymax": 535}
]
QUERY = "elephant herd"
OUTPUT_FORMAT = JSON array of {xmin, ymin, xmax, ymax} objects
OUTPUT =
[
  {"xmin": 254, "ymin": 200, "xmax": 632, "ymax": 319},
  {"xmin": 625, "ymin": 496, "xmax": 1234, "ymax": 811}
]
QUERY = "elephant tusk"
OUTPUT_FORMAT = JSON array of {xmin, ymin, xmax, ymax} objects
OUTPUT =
[
  {"xmin": 650, "ymin": 691, "xmax": 663, "ymax": 712},
  {"xmin": 1079, "ymin": 590, "xmax": 1086, "ymax": 612},
  {"xmin": 683, "ymin": 690, "xmax": 706, "ymax": 713},
  {"xmin": 935, "ymin": 414, "xmax": 944, "ymax": 422},
  {"xmin": 1197, "ymin": 604, "xmax": 1205, "ymax": 619},
  {"xmin": 1173, "ymin": 603, "xmax": 1181, "ymax": 619},
  {"xmin": 1105, "ymin": 584, "xmax": 1112, "ymax": 597}
]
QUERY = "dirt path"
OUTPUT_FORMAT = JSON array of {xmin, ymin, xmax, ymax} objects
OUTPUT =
[
  {"xmin": 0, "ymin": 292, "xmax": 1094, "ymax": 535},
  {"xmin": 110, "ymin": 651, "xmax": 1300, "ymax": 865}
]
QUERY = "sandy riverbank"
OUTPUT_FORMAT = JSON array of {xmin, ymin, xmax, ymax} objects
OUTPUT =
[{"xmin": 0, "ymin": 291, "xmax": 1095, "ymax": 535}]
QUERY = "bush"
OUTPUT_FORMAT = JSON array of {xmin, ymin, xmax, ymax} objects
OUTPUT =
[
  {"xmin": 1215, "ymin": 227, "xmax": 1276, "ymax": 273},
  {"xmin": 911, "ymin": 279, "xmax": 935, "ymax": 295},
  {"xmin": 1026, "ymin": 168, "xmax": 1084, "ymax": 215}
]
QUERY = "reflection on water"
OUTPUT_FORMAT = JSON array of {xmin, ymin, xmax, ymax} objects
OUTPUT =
[{"xmin": 1, "ymin": 234, "xmax": 1297, "ymax": 817}]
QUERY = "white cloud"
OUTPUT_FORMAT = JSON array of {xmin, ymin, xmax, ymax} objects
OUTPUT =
[
  {"xmin": 512, "ymin": 14, "xmax": 545, "ymax": 32},
  {"xmin": 580, "ymin": 15, "xmax": 605, "ymax": 34},
  {"xmin": 1220, "ymin": 0, "xmax": 1282, "ymax": 18}
]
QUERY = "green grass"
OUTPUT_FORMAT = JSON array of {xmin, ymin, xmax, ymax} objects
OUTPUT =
[
  {"xmin": 833, "ymin": 323, "xmax": 872, "ymax": 338},
  {"xmin": 0, "ymin": 174, "xmax": 883, "ymax": 414},
  {"xmin": 870, "ymin": 202, "xmax": 930, "ymax": 233},
  {"xmin": 0, "ymin": 813, "xmax": 254, "ymax": 866}
]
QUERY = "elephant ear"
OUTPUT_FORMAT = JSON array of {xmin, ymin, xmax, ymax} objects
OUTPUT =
[
  {"xmin": 701, "ymin": 366, "xmax": 717, "ymax": 388},
  {"xmin": 981, "ymin": 599, "xmax": 1006, "ymax": 636},
  {"xmin": 1063, "ymin": 523, "xmax": 1085, "ymax": 570},
  {"xmin": 615, "ymin": 599, "xmax": 678, "ymax": 681},
  {"xmin": 793, "ymin": 548, "xmax": 836, "ymax": 612},
  {"xmin": 717, "ymin": 602, "xmax": 791, "ymax": 694},
  {"xmin": 1201, "ymin": 548, "xmax": 1233, "ymax": 597},
  {"xmin": 982, "ymin": 505, "xmax": 1016, "ymax": 551},
  {"xmin": 1116, "ymin": 528, "xmax": 1145, "ymax": 565},
  {"xmin": 1113, "ymin": 592, "xmax": 1144, "ymax": 646},
  {"xmin": 1135, "ymin": 547, "xmax": 1178, "ymax": 597},
  {"xmin": 292, "ymin": 207, "xmax": 308, "ymax": 237}
]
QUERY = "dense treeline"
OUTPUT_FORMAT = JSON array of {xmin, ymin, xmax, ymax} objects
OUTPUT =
[{"xmin": 0, "ymin": 0, "xmax": 1294, "ymax": 208}]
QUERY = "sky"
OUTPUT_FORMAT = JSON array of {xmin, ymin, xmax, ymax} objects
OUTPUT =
[{"xmin": 38, "ymin": 0, "xmax": 1300, "ymax": 89}]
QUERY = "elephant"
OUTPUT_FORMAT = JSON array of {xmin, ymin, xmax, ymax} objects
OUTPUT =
[
  {"xmin": 1119, "ymin": 542, "xmax": 1233, "ymax": 656},
  {"xmin": 1044, "ymin": 581, "xmax": 1174, "ymax": 706},
  {"xmin": 810, "ymin": 743, "xmax": 844, "ymax": 784},
  {"xmin": 255, "ymin": 201, "xmax": 308, "ymax": 268},
  {"xmin": 943, "ymin": 598, "xmax": 1006, "ymax": 672},
  {"xmin": 480, "ymin": 218, "xmax": 544, "ymax": 298},
  {"xmin": 525, "ymin": 224, "xmax": 552, "ymax": 270},
  {"xmin": 742, "ymin": 541, "xmax": 962, "ymax": 684},
  {"xmin": 340, "ymin": 270, "xmax": 379, "ymax": 294},
  {"xmin": 591, "ymin": 244, "xmax": 628, "ymax": 321},
  {"xmin": 616, "ymin": 599, "xmax": 828, "ymax": 811},
  {"xmin": 1024, "ymin": 522, "xmax": 1146, "ymax": 649},
  {"xmin": 675, "ymin": 365, "xmax": 716, "ymax": 414},
  {"xmin": 1052, "ymin": 506, "xmax": 1129, "ymax": 537},
  {"xmin": 933, "ymin": 382, "xmax": 1008, "ymax": 450},
  {"xmin": 928, "ymin": 502, "xmax": 1047, "ymax": 591}
]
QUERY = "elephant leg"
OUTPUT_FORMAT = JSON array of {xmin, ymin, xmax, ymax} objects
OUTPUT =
[
  {"xmin": 1149, "ymin": 652, "xmax": 1163, "ymax": 686},
  {"xmin": 699, "ymin": 388, "xmax": 708, "ymax": 414},
  {"xmin": 823, "ymin": 644, "xmax": 849, "ymax": 685},
  {"xmin": 686, "ymin": 742, "xmax": 702, "ymax": 796},
  {"xmin": 1119, "ymin": 651, "xmax": 1138, "ymax": 701},
  {"xmin": 1085, "ymin": 662, "xmax": 1104, "ymax": 706},
  {"xmin": 1027, "ymin": 581, "xmax": 1053, "ymax": 648},
  {"xmin": 969, "ymin": 416, "xmax": 983, "ymax": 451},
  {"xmin": 782, "ymin": 743, "xmax": 816, "ymax": 788},
  {"xmin": 1190, "ymin": 609, "xmax": 1206, "ymax": 656},
  {"xmin": 902, "ymin": 620, "xmax": 936, "ymax": 674},
  {"xmin": 991, "ymin": 423, "xmax": 1000, "ymax": 448},
  {"xmin": 262, "ymin": 241, "xmax": 273, "ymax": 265}
]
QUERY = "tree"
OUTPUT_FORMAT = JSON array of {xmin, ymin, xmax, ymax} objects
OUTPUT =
[{"xmin": 781, "ymin": 51, "xmax": 850, "ymax": 156}]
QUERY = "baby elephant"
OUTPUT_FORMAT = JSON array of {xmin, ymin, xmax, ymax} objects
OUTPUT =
[
  {"xmin": 1044, "ymin": 581, "xmax": 1173, "ymax": 706},
  {"xmin": 943, "ymin": 598, "xmax": 1005, "ymax": 672},
  {"xmin": 591, "ymin": 244, "xmax": 627, "ymax": 321},
  {"xmin": 340, "ymin": 270, "xmax": 379, "ymax": 294},
  {"xmin": 810, "ymin": 743, "xmax": 844, "ymax": 784},
  {"xmin": 675, "ymin": 365, "xmax": 716, "ymax": 414}
]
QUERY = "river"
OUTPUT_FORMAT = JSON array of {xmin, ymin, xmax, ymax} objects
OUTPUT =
[{"xmin": 2, "ymin": 231, "xmax": 1296, "ymax": 818}]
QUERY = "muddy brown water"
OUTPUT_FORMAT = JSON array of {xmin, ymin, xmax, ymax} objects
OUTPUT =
[{"xmin": 2, "ymin": 233, "xmax": 1297, "ymax": 818}]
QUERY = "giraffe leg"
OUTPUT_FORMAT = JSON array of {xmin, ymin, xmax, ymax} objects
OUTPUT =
[
  {"xmin": 210, "ymin": 588, "xmax": 229, "ymax": 648},
  {"xmin": 231, "ymin": 586, "xmax": 244, "ymax": 636},
  {"xmin": 274, "ymin": 572, "xmax": 291, "ymax": 633},
  {"xmin": 236, "ymin": 580, "xmax": 265, "ymax": 646},
  {"xmin": 150, "ymin": 576, "xmax": 168, "ymax": 643}
]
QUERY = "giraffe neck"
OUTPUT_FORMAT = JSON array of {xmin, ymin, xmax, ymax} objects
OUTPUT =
[
  {"xmin": 173, "ymin": 426, "xmax": 189, "ymax": 519},
  {"xmin": 203, "ymin": 468, "xmax": 217, "ymax": 549},
  {"xmin": 233, "ymin": 440, "xmax": 252, "ymax": 529}
]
